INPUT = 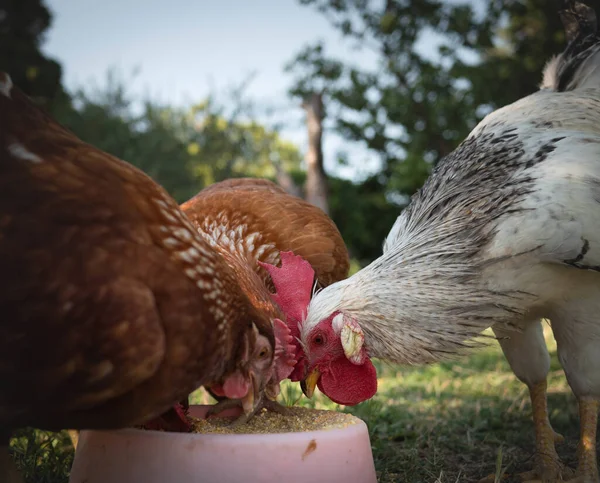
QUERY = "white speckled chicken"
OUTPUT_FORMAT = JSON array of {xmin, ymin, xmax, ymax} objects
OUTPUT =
[{"xmin": 299, "ymin": 2, "xmax": 600, "ymax": 481}]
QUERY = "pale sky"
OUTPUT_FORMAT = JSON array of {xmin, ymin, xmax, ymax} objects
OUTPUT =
[{"xmin": 42, "ymin": 0, "xmax": 386, "ymax": 179}]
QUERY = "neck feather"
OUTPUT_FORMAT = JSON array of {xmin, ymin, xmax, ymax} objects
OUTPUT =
[{"xmin": 304, "ymin": 245, "xmax": 531, "ymax": 365}]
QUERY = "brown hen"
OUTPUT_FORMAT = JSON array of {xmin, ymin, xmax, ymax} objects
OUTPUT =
[
  {"xmin": 180, "ymin": 177, "xmax": 349, "ymax": 419},
  {"xmin": 0, "ymin": 73, "xmax": 275, "ymax": 479}
]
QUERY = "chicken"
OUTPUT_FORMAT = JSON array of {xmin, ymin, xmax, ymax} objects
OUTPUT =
[
  {"xmin": 180, "ymin": 177, "xmax": 349, "ymax": 420},
  {"xmin": 0, "ymin": 73, "xmax": 276, "ymax": 479},
  {"xmin": 298, "ymin": 2, "xmax": 600, "ymax": 482}
]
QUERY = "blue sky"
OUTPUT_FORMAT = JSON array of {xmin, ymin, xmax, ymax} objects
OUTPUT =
[{"xmin": 43, "ymin": 0, "xmax": 385, "ymax": 179}]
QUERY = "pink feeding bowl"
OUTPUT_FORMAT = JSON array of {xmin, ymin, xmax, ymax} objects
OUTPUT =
[{"xmin": 68, "ymin": 405, "xmax": 377, "ymax": 483}]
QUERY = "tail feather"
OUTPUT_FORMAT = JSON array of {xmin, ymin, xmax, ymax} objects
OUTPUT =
[{"xmin": 541, "ymin": 1, "xmax": 600, "ymax": 92}]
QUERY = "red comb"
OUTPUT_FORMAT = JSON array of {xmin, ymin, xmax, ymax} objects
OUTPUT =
[
  {"xmin": 258, "ymin": 251, "xmax": 315, "ymax": 325},
  {"xmin": 273, "ymin": 318, "xmax": 297, "ymax": 382},
  {"xmin": 259, "ymin": 251, "xmax": 315, "ymax": 382}
]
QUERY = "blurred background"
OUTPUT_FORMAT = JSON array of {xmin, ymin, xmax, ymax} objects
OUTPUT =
[
  {"xmin": 3, "ymin": 0, "xmax": 571, "ymax": 268},
  {"xmin": 3, "ymin": 1, "xmax": 587, "ymax": 481}
]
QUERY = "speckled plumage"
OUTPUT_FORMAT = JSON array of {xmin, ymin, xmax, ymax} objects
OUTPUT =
[
  {"xmin": 0, "ymin": 73, "xmax": 272, "ymax": 434},
  {"xmin": 181, "ymin": 177, "xmax": 350, "ymax": 399},
  {"xmin": 181, "ymin": 178, "xmax": 349, "ymax": 297},
  {"xmin": 303, "ymin": 2, "xmax": 600, "ymax": 366}
]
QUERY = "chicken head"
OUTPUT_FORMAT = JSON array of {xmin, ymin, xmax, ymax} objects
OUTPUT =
[
  {"xmin": 300, "ymin": 311, "xmax": 377, "ymax": 405},
  {"xmin": 208, "ymin": 317, "xmax": 276, "ymax": 415}
]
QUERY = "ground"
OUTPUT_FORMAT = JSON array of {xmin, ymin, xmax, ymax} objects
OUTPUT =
[{"xmin": 10, "ymin": 325, "xmax": 587, "ymax": 483}]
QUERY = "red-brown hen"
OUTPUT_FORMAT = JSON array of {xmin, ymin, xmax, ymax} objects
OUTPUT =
[
  {"xmin": 0, "ymin": 73, "xmax": 275, "ymax": 479},
  {"xmin": 180, "ymin": 177, "xmax": 349, "ymax": 420}
]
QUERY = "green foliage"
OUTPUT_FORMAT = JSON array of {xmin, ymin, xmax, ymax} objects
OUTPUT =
[
  {"xmin": 328, "ymin": 175, "xmax": 399, "ymax": 264},
  {"xmin": 288, "ymin": 0, "xmax": 568, "ymax": 204},
  {"xmin": 10, "ymin": 429, "xmax": 73, "ymax": 483},
  {"xmin": 188, "ymin": 98, "xmax": 302, "ymax": 187},
  {"xmin": 1, "ymin": 0, "xmax": 304, "ymax": 205},
  {"xmin": 54, "ymin": 72, "xmax": 201, "ymax": 202},
  {"xmin": 51, "ymin": 71, "xmax": 304, "ymax": 204},
  {"xmin": 458, "ymin": 0, "xmax": 566, "ymax": 109},
  {"xmin": 289, "ymin": 170, "xmax": 399, "ymax": 264}
]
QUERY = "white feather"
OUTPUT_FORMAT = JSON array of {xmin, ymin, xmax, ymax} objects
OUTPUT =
[{"xmin": 303, "ymin": 12, "xmax": 600, "ymax": 372}]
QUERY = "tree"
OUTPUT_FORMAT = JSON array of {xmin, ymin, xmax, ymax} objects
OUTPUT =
[
  {"xmin": 287, "ymin": 0, "xmax": 568, "ymax": 201},
  {"xmin": 0, "ymin": 0, "xmax": 67, "ymax": 107},
  {"xmin": 188, "ymin": 98, "xmax": 303, "ymax": 190},
  {"xmin": 54, "ymin": 71, "xmax": 304, "ymax": 203},
  {"xmin": 302, "ymin": 92, "xmax": 330, "ymax": 214}
]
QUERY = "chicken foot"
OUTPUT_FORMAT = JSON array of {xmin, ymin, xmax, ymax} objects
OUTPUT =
[
  {"xmin": 206, "ymin": 397, "xmax": 290, "ymax": 428},
  {"xmin": 520, "ymin": 380, "xmax": 574, "ymax": 482},
  {"xmin": 478, "ymin": 380, "xmax": 570, "ymax": 483},
  {"xmin": 561, "ymin": 398, "xmax": 600, "ymax": 483}
]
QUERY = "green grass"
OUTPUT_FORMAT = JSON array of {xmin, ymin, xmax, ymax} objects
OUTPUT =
[
  {"xmin": 9, "ymin": 429, "xmax": 74, "ymax": 483},
  {"xmin": 10, "ymin": 326, "xmax": 585, "ymax": 483}
]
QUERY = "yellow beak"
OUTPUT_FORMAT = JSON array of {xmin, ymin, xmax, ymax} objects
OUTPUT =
[{"xmin": 300, "ymin": 368, "xmax": 321, "ymax": 398}]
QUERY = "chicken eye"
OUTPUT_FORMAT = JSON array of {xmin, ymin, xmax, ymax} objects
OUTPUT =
[
  {"xmin": 258, "ymin": 348, "xmax": 269, "ymax": 359},
  {"xmin": 313, "ymin": 335, "xmax": 324, "ymax": 345}
]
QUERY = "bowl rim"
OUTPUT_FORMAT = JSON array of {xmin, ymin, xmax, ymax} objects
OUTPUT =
[{"xmin": 82, "ymin": 405, "xmax": 368, "ymax": 443}]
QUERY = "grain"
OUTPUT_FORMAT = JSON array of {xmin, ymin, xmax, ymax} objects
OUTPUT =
[{"xmin": 190, "ymin": 407, "xmax": 359, "ymax": 435}]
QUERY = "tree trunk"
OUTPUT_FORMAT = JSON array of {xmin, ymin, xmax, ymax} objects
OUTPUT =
[
  {"xmin": 274, "ymin": 161, "xmax": 303, "ymax": 199},
  {"xmin": 303, "ymin": 93, "xmax": 329, "ymax": 215}
]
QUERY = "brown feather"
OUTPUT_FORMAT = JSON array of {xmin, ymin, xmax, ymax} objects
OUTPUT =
[
  {"xmin": 181, "ymin": 177, "xmax": 349, "ymax": 402},
  {"xmin": 181, "ymin": 177, "xmax": 350, "ymax": 291},
  {"xmin": 0, "ymin": 73, "xmax": 271, "ymax": 432}
]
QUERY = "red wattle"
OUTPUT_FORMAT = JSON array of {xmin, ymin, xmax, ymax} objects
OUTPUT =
[
  {"xmin": 273, "ymin": 318, "xmax": 298, "ymax": 382},
  {"xmin": 289, "ymin": 357, "xmax": 306, "ymax": 382},
  {"xmin": 222, "ymin": 372, "xmax": 250, "ymax": 399},
  {"xmin": 317, "ymin": 357, "xmax": 377, "ymax": 406}
]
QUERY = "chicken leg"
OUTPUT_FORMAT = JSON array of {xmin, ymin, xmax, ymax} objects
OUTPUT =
[
  {"xmin": 478, "ymin": 379, "xmax": 569, "ymax": 483},
  {"xmin": 550, "ymin": 297, "xmax": 600, "ymax": 483},
  {"xmin": 491, "ymin": 322, "xmax": 571, "ymax": 482},
  {"xmin": 519, "ymin": 380, "xmax": 573, "ymax": 482},
  {"xmin": 565, "ymin": 398, "xmax": 599, "ymax": 483}
]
